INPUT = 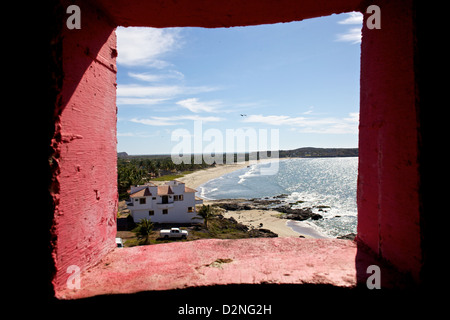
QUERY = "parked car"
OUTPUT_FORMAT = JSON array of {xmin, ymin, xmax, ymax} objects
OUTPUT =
[
  {"xmin": 159, "ymin": 228, "xmax": 188, "ymax": 239},
  {"xmin": 115, "ymin": 237, "xmax": 124, "ymax": 248}
]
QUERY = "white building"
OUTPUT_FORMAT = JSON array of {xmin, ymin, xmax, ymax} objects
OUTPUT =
[{"xmin": 127, "ymin": 180, "xmax": 203, "ymax": 224}]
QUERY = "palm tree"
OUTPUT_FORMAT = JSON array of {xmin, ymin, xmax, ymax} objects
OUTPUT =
[
  {"xmin": 133, "ymin": 218, "xmax": 154, "ymax": 245},
  {"xmin": 192, "ymin": 205, "xmax": 215, "ymax": 229},
  {"xmin": 117, "ymin": 161, "xmax": 147, "ymax": 198}
]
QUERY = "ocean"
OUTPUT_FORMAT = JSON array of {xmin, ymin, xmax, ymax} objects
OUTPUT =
[{"xmin": 198, "ymin": 157, "xmax": 358, "ymax": 238}]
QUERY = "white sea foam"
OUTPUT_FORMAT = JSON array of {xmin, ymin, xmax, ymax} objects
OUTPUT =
[
  {"xmin": 237, "ymin": 164, "xmax": 259, "ymax": 184},
  {"xmin": 286, "ymin": 220, "xmax": 330, "ymax": 238},
  {"xmin": 199, "ymin": 157, "xmax": 358, "ymax": 237}
]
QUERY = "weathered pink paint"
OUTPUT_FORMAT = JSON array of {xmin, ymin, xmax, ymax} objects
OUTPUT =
[
  {"xmin": 57, "ymin": 238, "xmax": 406, "ymax": 299},
  {"xmin": 357, "ymin": 0, "xmax": 422, "ymax": 282},
  {"xmin": 50, "ymin": 0, "xmax": 118, "ymax": 291},
  {"xmin": 49, "ymin": 0, "xmax": 426, "ymax": 298}
]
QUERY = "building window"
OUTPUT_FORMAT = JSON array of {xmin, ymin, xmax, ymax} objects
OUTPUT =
[
  {"xmin": 139, "ymin": 198, "xmax": 146, "ymax": 205},
  {"xmin": 162, "ymin": 209, "xmax": 168, "ymax": 214},
  {"xmin": 179, "ymin": 195, "xmax": 184, "ymax": 201},
  {"xmin": 188, "ymin": 207, "xmax": 194, "ymax": 213},
  {"xmin": 149, "ymin": 210, "xmax": 154, "ymax": 216},
  {"xmin": 174, "ymin": 195, "xmax": 179, "ymax": 201},
  {"xmin": 152, "ymin": 197, "xmax": 156, "ymax": 200}
]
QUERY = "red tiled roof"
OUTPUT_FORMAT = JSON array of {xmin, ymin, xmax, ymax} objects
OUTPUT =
[
  {"xmin": 130, "ymin": 184, "xmax": 196, "ymax": 196},
  {"xmin": 157, "ymin": 185, "xmax": 174, "ymax": 195},
  {"xmin": 184, "ymin": 187, "xmax": 197, "ymax": 193},
  {"xmin": 130, "ymin": 187, "xmax": 152, "ymax": 198}
]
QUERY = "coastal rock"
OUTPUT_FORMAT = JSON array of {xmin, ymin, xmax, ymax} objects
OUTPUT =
[
  {"xmin": 210, "ymin": 198, "xmax": 323, "ymax": 222},
  {"xmin": 315, "ymin": 205, "xmax": 330, "ymax": 213},
  {"xmin": 215, "ymin": 216, "xmax": 277, "ymax": 238},
  {"xmin": 310, "ymin": 214, "xmax": 323, "ymax": 220},
  {"xmin": 274, "ymin": 206, "xmax": 323, "ymax": 221},
  {"xmin": 215, "ymin": 203, "xmax": 252, "ymax": 211},
  {"xmin": 223, "ymin": 216, "xmax": 249, "ymax": 231},
  {"xmin": 252, "ymin": 199, "xmax": 282, "ymax": 206},
  {"xmin": 248, "ymin": 228, "xmax": 278, "ymax": 238},
  {"xmin": 337, "ymin": 233, "xmax": 356, "ymax": 240}
]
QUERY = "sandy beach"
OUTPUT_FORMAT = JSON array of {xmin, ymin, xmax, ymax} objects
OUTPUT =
[
  {"xmin": 177, "ymin": 158, "xmax": 277, "ymax": 189},
  {"xmin": 176, "ymin": 159, "xmax": 320, "ymax": 238},
  {"xmin": 177, "ymin": 162, "xmax": 250, "ymax": 189},
  {"xmin": 218, "ymin": 206, "xmax": 303, "ymax": 238}
]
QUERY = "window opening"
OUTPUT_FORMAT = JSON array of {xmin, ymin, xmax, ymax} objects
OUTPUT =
[{"xmin": 116, "ymin": 13, "xmax": 361, "ymax": 245}]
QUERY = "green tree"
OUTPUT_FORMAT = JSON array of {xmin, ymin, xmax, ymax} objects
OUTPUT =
[
  {"xmin": 133, "ymin": 218, "xmax": 154, "ymax": 245},
  {"xmin": 192, "ymin": 205, "xmax": 216, "ymax": 229},
  {"xmin": 117, "ymin": 160, "xmax": 147, "ymax": 200}
]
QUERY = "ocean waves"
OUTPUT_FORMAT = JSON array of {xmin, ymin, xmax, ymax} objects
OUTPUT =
[{"xmin": 198, "ymin": 157, "xmax": 358, "ymax": 237}]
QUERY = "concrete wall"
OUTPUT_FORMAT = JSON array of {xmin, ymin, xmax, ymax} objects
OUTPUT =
[
  {"xmin": 357, "ymin": 0, "xmax": 422, "ymax": 281},
  {"xmin": 49, "ymin": 0, "xmax": 427, "ymax": 295},
  {"xmin": 50, "ymin": 0, "xmax": 118, "ymax": 291}
]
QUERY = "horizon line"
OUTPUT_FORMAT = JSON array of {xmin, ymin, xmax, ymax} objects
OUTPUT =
[{"xmin": 118, "ymin": 146, "xmax": 359, "ymax": 157}]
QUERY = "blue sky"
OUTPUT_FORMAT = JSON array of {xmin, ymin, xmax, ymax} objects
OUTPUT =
[{"xmin": 116, "ymin": 12, "xmax": 362, "ymax": 155}]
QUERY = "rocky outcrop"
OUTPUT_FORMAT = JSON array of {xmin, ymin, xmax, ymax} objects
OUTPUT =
[
  {"xmin": 272, "ymin": 205, "xmax": 323, "ymax": 221},
  {"xmin": 248, "ymin": 228, "xmax": 278, "ymax": 238},
  {"xmin": 215, "ymin": 203, "xmax": 252, "ymax": 211},
  {"xmin": 337, "ymin": 233, "xmax": 356, "ymax": 240},
  {"xmin": 215, "ymin": 214, "xmax": 278, "ymax": 237},
  {"xmin": 212, "ymin": 196, "xmax": 323, "ymax": 221}
]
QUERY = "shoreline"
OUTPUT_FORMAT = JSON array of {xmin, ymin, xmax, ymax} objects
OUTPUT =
[
  {"xmin": 177, "ymin": 158, "xmax": 328, "ymax": 239},
  {"xmin": 176, "ymin": 158, "xmax": 281, "ymax": 189},
  {"xmin": 205, "ymin": 199, "xmax": 330, "ymax": 239}
]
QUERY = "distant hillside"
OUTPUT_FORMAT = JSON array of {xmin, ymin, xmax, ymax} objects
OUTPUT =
[
  {"xmin": 278, "ymin": 147, "xmax": 358, "ymax": 158},
  {"xmin": 118, "ymin": 147, "xmax": 358, "ymax": 159}
]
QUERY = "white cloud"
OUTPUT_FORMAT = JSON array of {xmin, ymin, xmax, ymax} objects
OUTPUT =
[
  {"xmin": 116, "ymin": 84, "xmax": 220, "ymax": 105},
  {"xmin": 344, "ymin": 112, "xmax": 359, "ymax": 122},
  {"xmin": 176, "ymin": 98, "xmax": 222, "ymax": 113},
  {"xmin": 336, "ymin": 28, "xmax": 362, "ymax": 44},
  {"xmin": 117, "ymin": 84, "xmax": 183, "ymax": 98},
  {"xmin": 336, "ymin": 12, "xmax": 362, "ymax": 44},
  {"xmin": 117, "ymin": 132, "xmax": 136, "ymax": 137},
  {"xmin": 338, "ymin": 12, "xmax": 363, "ymax": 25},
  {"xmin": 116, "ymin": 27, "xmax": 181, "ymax": 67},
  {"xmin": 302, "ymin": 106, "xmax": 315, "ymax": 115},
  {"xmin": 181, "ymin": 115, "xmax": 223, "ymax": 122},
  {"xmin": 117, "ymin": 132, "xmax": 158, "ymax": 138},
  {"xmin": 131, "ymin": 115, "xmax": 223, "ymax": 126},
  {"xmin": 116, "ymin": 97, "xmax": 170, "ymax": 105},
  {"xmin": 243, "ymin": 114, "xmax": 306, "ymax": 126},
  {"xmin": 128, "ymin": 71, "xmax": 184, "ymax": 82},
  {"xmin": 131, "ymin": 117, "xmax": 177, "ymax": 126},
  {"xmin": 128, "ymin": 72, "xmax": 163, "ymax": 82},
  {"xmin": 242, "ymin": 113, "xmax": 359, "ymax": 134}
]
